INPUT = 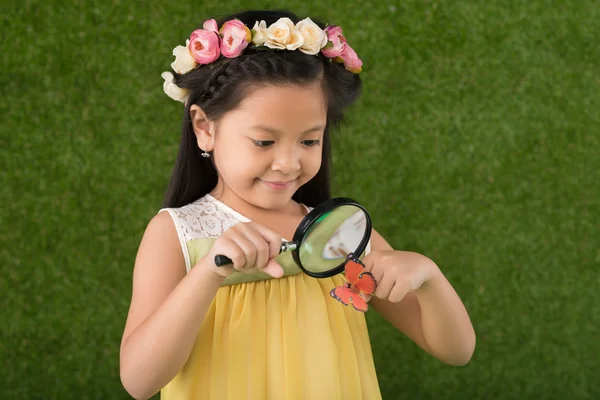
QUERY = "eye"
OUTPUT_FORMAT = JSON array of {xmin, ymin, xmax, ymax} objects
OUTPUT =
[
  {"xmin": 301, "ymin": 140, "xmax": 321, "ymax": 147},
  {"xmin": 252, "ymin": 140, "xmax": 275, "ymax": 148}
]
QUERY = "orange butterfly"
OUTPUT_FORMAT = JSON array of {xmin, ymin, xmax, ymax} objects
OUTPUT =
[{"xmin": 329, "ymin": 253, "xmax": 378, "ymax": 312}]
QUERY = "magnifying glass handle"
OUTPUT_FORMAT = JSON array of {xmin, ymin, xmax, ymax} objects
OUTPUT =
[
  {"xmin": 214, "ymin": 254, "xmax": 234, "ymax": 267},
  {"xmin": 214, "ymin": 241, "xmax": 298, "ymax": 267}
]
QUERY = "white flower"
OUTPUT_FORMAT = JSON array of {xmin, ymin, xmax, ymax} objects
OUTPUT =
[
  {"xmin": 296, "ymin": 18, "xmax": 327, "ymax": 55},
  {"xmin": 170, "ymin": 39, "xmax": 197, "ymax": 74},
  {"xmin": 161, "ymin": 71, "xmax": 190, "ymax": 103},
  {"xmin": 251, "ymin": 20, "xmax": 268, "ymax": 45},
  {"xmin": 264, "ymin": 17, "xmax": 304, "ymax": 50}
]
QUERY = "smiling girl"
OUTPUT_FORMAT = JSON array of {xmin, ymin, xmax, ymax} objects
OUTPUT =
[{"xmin": 119, "ymin": 9, "xmax": 475, "ymax": 400}]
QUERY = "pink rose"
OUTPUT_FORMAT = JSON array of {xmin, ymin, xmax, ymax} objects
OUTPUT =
[
  {"xmin": 219, "ymin": 19, "xmax": 251, "ymax": 58},
  {"xmin": 203, "ymin": 19, "xmax": 218, "ymax": 33},
  {"xmin": 188, "ymin": 20, "xmax": 221, "ymax": 64},
  {"xmin": 335, "ymin": 43, "xmax": 362, "ymax": 74},
  {"xmin": 321, "ymin": 26, "xmax": 346, "ymax": 58}
]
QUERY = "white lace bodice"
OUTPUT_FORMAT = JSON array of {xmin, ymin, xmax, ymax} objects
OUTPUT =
[{"xmin": 158, "ymin": 194, "xmax": 254, "ymax": 271}]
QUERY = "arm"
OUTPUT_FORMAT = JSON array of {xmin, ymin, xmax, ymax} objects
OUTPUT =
[
  {"xmin": 368, "ymin": 229, "xmax": 476, "ymax": 366},
  {"xmin": 119, "ymin": 211, "xmax": 225, "ymax": 400}
]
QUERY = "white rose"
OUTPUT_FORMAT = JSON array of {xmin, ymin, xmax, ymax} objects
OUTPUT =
[
  {"xmin": 251, "ymin": 20, "xmax": 268, "ymax": 45},
  {"xmin": 171, "ymin": 39, "xmax": 197, "ymax": 74},
  {"xmin": 161, "ymin": 71, "xmax": 190, "ymax": 104},
  {"xmin": 296, "ymin": 18, "xmax": 327, "ymax": 55},
  {"xmin": 264, "ymin": 17, "xmax": 304, "ymax": 50}
]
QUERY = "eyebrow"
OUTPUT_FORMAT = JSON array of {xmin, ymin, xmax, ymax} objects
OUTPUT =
[{"xmin": 250, "ymin": 125, "xmax": 325, "ymax": 135}]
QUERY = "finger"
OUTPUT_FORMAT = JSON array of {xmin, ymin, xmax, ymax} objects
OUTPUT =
[
  {"xmin": 241, "ymin": 226, "xmax": 272, "ymax": 270},
  {"xmin": 217, "ymin": 239, "xmax": 246, "ymax": 271},
  {"xmin": 249, "ymin": 223, "xmax": 282, "ymax": 259},
  {"xmin": 360, "ymin": 253, "xmax": 380, "ymax": 278},
  {"xmin": 230, "ymin": 234, "xmax": 257, "ymax": 270},
  {"xmin": 388, "ymin": 280, "xmax": 410, "ymax": 303},
  {"xmin": 374, "ymin": 274, "xmax": 395, "ymax": 300}
]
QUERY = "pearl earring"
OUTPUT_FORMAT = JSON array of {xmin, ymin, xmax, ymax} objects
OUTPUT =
[{"xmin": 201, "ymin": 149, "xmax": 210, "ymax": 158}]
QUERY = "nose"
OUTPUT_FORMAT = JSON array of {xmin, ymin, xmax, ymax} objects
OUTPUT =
[{"xmin": 271, "ymin": 146, "xmax": 301, "ymax": 175}]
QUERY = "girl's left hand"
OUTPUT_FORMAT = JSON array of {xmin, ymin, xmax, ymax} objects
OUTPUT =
[{"xmin": 360, "ymin": 250, "xmax": 441, "ymax": 303}]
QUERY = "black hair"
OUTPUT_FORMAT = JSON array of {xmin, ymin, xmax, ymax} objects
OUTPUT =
[{"xmin": 161, "ymin": 9, "xmax": 362, "ymax": 208}]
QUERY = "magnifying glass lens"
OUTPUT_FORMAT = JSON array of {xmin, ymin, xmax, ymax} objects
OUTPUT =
[{"xmin": 298, "ymin": 205, "xmax": 369, "ymax": 275}]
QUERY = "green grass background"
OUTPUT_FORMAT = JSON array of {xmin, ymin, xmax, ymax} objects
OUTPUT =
[{"xmin": 2, "ymin": 0, "xmax": 599, "ymax": 398}]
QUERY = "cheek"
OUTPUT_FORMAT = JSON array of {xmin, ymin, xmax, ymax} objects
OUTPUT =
[
  {"xmin": 214, "ymin": 143, "xmax": 245, "ymax": 173},
  {"xmin": 303, "ymin": 150, "xmax": 322, "ymax": 177},
  {"xmin": 214, "ymin": 144, "xmax": 263, "ymax": 180}
]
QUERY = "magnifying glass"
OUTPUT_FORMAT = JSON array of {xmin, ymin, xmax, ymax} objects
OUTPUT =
[{"xmin": 214, "ymin": 197, "xmax": 372, "ymax": 278}]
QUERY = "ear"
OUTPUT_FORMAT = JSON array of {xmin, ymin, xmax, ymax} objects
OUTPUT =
[{"xmin": 189, "ymin": 104, "xmax": 216, "ymax": 151}]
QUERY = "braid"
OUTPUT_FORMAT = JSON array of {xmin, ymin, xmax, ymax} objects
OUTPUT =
[
  {"xmin": 199, "ymin": 52, "xmax": 302, "ymax": 104},
  {"xmin": 199, "ymin": 58, "xmax": 245, "ymax": 103}
]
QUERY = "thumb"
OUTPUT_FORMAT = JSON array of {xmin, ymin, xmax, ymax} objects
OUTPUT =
[{"xmin": 261, "ymin": 259, "xmax": 284, "ymax": 278}]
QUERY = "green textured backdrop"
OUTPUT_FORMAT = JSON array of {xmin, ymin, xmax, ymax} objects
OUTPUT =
[{"xmin": 2, "ymin": 0, "xmax": 598, "ymax": 399}]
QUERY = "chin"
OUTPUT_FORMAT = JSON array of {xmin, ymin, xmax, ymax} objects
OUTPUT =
[{"xmin": 250, "ymin": 183, "xmax": 297, "ymax": 209}]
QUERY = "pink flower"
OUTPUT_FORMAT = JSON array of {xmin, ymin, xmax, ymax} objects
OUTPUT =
[
  {"xmin": 188, "ymin": 20, "xmax": 221, "ymax": 64},
  {"xmin": 219, "ymin": 19, "xmax": 252, "ymax": 58},
  {"xmin": 335, "ymin": 43, "xmax": 363, "ymax": 74},
  {"xmin": 203, "ymin": 19, "xmax": 218, "ymax": 33},
  {"xmin": 321, "ymin": 26, "xmax": 346, "ymax": 58}
]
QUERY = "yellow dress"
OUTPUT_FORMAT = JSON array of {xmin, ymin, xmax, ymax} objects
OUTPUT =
[{"xmin": 158, "ymin": 194, "xmax": 381, "ymax": 399}]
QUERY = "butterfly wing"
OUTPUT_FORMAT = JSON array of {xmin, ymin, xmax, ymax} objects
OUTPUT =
[
  {"xmin": 330, "ymin": 285, "xmax": 353, "ymax": 306},
  {"xmin": 344, "ymin": 255, "xmax": 362, "ymax": 285},
  {"xmin": 349, "ymin": 292, "xmax": 369, "ymax": 312},
  {"xmin": 353, "ymin": 270, "xmax": 377, "ymax": 295},
  {"xmin": 344, "ymin": 255, "xmax": 378, "ymax": 295},
  {"xmin": 330, "ymin": 285, "xmax": 369, "ymax": 313}
]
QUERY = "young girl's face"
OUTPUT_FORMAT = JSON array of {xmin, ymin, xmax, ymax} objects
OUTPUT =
[{"xmin": 211, "ymin": 83, "xmax": 327, "ymax": 210}]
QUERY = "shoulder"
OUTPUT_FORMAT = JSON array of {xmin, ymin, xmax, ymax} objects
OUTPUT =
[
  {"xmin": 153, "ymin": 208, "xmax": 179, "ymax": 233},
  {"xmin": 131, "ymin": 206, "xmax": 190, "ymax": 288},
  {"xmin": 142, "ymin": 210, "xmax": 184, "ymax": 265}
]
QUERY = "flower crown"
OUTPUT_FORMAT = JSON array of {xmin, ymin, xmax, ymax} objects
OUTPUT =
[{"xmin": 162, "ymin": 17, "xmax": 363, "ymax": 103}]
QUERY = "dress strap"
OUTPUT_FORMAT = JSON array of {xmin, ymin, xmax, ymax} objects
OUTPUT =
[{"xmin": 158, "ymin": 208, "xmax": 193, "ymax": 272}]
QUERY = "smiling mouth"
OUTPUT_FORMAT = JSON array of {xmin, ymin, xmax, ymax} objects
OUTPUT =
[{"xmin": 261, "ymin": 179, "xmax": 295, "ymax": 189}]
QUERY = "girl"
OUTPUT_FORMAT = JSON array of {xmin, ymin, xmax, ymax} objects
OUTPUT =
[{"xmin": 120, "ymin": 9, "xmax": 475, "ymax": 400}]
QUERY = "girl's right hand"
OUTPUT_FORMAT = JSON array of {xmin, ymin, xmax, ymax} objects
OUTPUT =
[{"xmin": 203, "ymin": 221, "xmax": 284, "ymax": 279}]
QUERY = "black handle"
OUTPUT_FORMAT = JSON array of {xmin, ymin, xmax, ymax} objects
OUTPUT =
[{"xmin": 214, "ymin": 255, "xmax": 232, "ymax": 267}]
